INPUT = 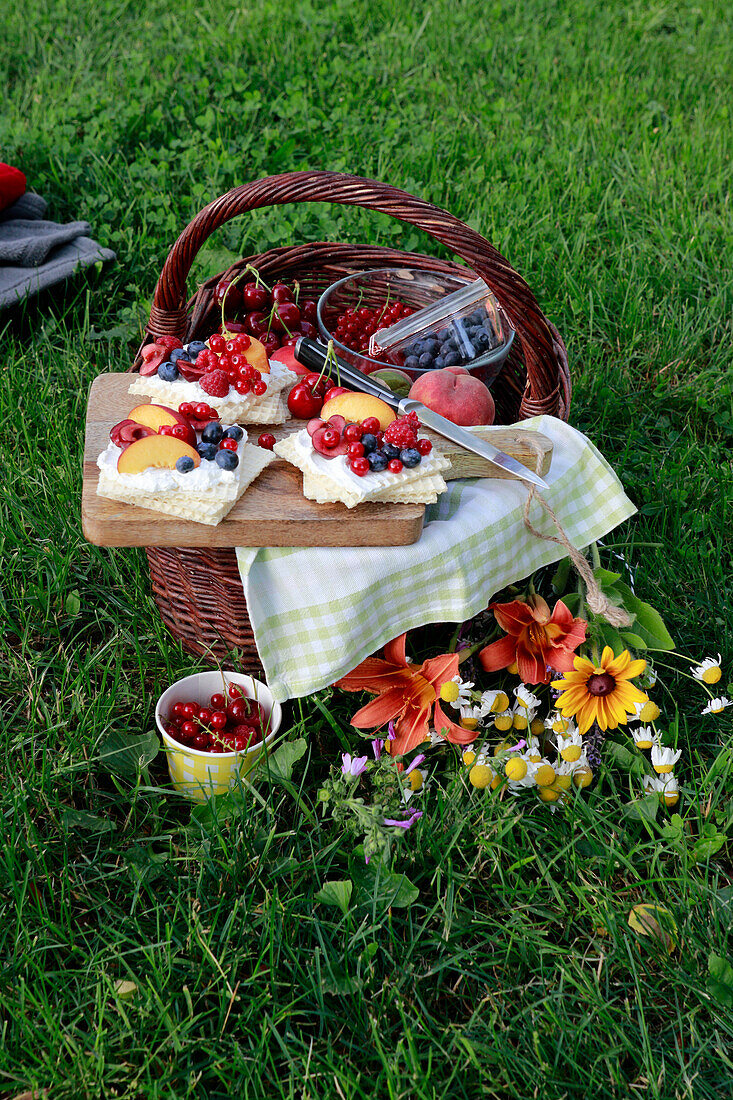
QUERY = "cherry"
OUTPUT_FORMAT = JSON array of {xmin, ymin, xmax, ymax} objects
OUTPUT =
[
  {"xmin": 192, "ymin": 733, "xmax": 210, "ymax": 751},
  {"xmin": 209, "ymin": 334, "xmax": 226, "ymax": 353},
  {"xmin": 245, "ymin": 311, "xmax": 269, "ymax": 337},
  {"xmin": 180, "ymin": 720, "xmax": 199, "ymax": 739},
  {"xmin": 242, "ymin": 283, "xmax": 269, "ymax": 310},
  {"xmin": 210, "ymin": 693, "xmax": 226, "ymax": 710},
  {"xmin": 227, "ymin": 684, "xmax": 243, "ymax": 699},
  {"xmin": 171, "ymin": 702, "xmax": 185, "ymax": 721},
  {"xmin": 417, "ymin": 438, "xmax": 432, "ymax": 455},
  {"xmin": 210, "ymin": 710, "xmax": 227, "ymax": 730},
  {"xmin": 350, "ymin": 457, "xmax": 370, "ymax": 476},
  {"xmin": 271, "ymin": 283, "xmax": 294, "ymax": 303},
  {"xmin": 288, "ymin": 383, "xmax": 323, "ymax": 419},
  {"xmin": 258, "ymin": 432, "xmax": 276, "ymax": 450},
  {"xmin": 260, "ymin": 332, "xmax": 281, "ymax": 356},
  {"xmin": 301, "ymin": 300, "xmax": 317, "ymax": 322},
  {"xmin": 253, "ymin": 379, "xmax": 267, "ymax": 395},
  {"xmin": 362, "ymin": 417, "xmax": 381, "ymax": 434},
  {"xmin": 274, "ymin": 302, "xmax": 300, "ymax": 331},
  {"xmin": 214, "ymin": 279, "xmax": 242, "ymax": 313},
  {"xmin": 227, "ymin": 700, "xmax": 247, "ymax": 721},
  {"xmin": 388, "ymin": 459, "xmax": 404, "ymax": 473},
  {"xmin": 181, "ymin": 702, "xmax": 197, "ymax": 720}
]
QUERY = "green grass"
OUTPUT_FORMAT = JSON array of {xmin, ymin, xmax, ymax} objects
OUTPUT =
[{"xmin": 2, "ymin": 0, "xmax": 733, "ymax": 1096}]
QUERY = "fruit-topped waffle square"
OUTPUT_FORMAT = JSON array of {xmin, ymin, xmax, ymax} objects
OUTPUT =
[
  {"xmin": 96, "ymin": 401, "xmax": 275, "ymax": 525},
  {"xmin": 128, "ymin": 332, "xmax": 297, "ymax": 424},
  {"xmin": 273, "ymin": 393, "xmax": 450, "ymax": 509}
]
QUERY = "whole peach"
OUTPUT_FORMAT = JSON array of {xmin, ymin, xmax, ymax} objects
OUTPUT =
[{"xmin": 408, "ymin": 368, "xmax": 495, "ymax": 426}]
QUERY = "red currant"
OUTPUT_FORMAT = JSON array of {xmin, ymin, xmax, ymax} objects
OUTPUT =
[
  {"xmin": 322, "ymin": 429, "xmax": 340, "ymax": 448},
  {"xmin": 209, "ymin": 334, "xmax": 226, "ymax": 353},
  {"xmin": 347, "ymin": 442, "xmax": 365, "ymax": 458},
  {"xmin": 343, "ymin": 423, "xmax": 363, "ymax": 443},
  {"xmin": 220, "ymin": 438, "xmax": 238, "ymax": 452},
  {"xmin": 210, "ymin": 693, "xmax": 226, "ymax": 710},
  {"xmin": 417, "ymin": 438, "xmax": 432, "ymax": 455},
  {"xmin": 252, "ymin": 379, "xmax": 267, "ymax": 395},
  {"xmin": 388, "ymin": 459, "xmax": 404, "ymax": 473},
  {"xmin": 171, "ymin": 425, "xmax": 188, "ymax": 440},
  {"xmin": 350, "ymin": 457, "xmax": 369, "ymax": 476},
  {"xmin": 194, "ymin": 403, "xmax": 211, "ymax": 419},
  {"xmin": 159, "ymin": 425, "xmax": 174, "ymax": 436},
  {"xmin": 362, "ymin": 417, "xmax": 381, "ymax": 434},
  {"xmin": 219, "ymin": 354, "xmax": 233, "ymax": 372},
  {"xmin": 235, "ymin": 379, "xmax": 252, "ymax": 395},
  {"xmin": 178, "ymin": 403, "xmax": 193, "ymax": 418},
  {"xmin": 258, "ymin": 432, "xmax": 276, "ymax": 450},
  {"xmin": 234, "ymin": 333, "xmax": 251, "ymax": 350}
]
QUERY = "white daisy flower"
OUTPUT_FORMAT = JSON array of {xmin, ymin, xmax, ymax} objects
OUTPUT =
[
  {"xmin": 514, "ymin": 684, "xmax": 541, "ymax": 710},
  {"xmin": 658, "ymin": 773, "xmax": 679, "ymax": 805},
  {"xmin": 511, "ymin": 701, "xmax": 536, "ymax": 731},
  {"xmin": 556, "ymin": 728, "xmax": 584, "ymax": 762},
  {"xmin": 631, "ymin": 725, "xmax": 656, "ymax": 750},
  {"xmin": 526, "ymin": 734, "xmax": 543, "ymax": 762},
  {"xmin": 459, "ymin": 702, "xmax": 483, "ymax": 727},
  {"xmin": 481, "ymin": 688, "xmax": 510, "ymax": 714},
  {"xmin": 440, "ymin": 675, "xmax": 474, "ymax": 708},
  {"xmin": 545, "ymin": 711, "xmax": 575, "ymax": 735},
  {"xmin": 426, "ymin": 728, "xmax": 446, "ymax": 745},
  {"xmin": 642, "ymin": 774, "xmax": 667, "ymax": 795},
  {"xmin": 651, "ymin": 744, "xmax": 682, "ymax": 774},
  {"xmin": 692, "ymin": 655, "xmax": 723, "ymax": 685},
  {"xmin": 701, "ymin": 697, "xmax": 733, "ymax": 716}
]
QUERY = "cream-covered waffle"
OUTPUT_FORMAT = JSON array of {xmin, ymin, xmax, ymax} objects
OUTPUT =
[
  {"xmin": 96, "ymin": 414, "xmax": 274, "ymax": 526},
  {"xmin": 275, "ymin": 428, "xmax": 450, "ymax": 509}
]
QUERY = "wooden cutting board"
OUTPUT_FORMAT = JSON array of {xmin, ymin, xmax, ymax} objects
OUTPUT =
[{"xmin": 81, "ymin": 373, "xmax": 552, "ymax": 548}]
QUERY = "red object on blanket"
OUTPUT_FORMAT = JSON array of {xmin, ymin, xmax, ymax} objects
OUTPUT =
[{"xmin": 0, "ymin": 164, "xmax": 27, "ymax": 213}]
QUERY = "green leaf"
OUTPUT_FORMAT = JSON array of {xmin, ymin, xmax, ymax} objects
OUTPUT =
[
  {"xmin": 62, "ymin": 809, "xmax": 116, "ymax": 833},
  {"xmin": 98, "ymin": 729, "xmax": 159, "ymax": 781},
  {"xmin": 349, "ymin": 848, "xmax": 419, "ymax": 909},
  {"xmin": 315, "ymin": 879, "xmax": 353, "ymax": 915},
  {"xmin": 622, "ymin": 793, "xmax": 660, "ymax": 824},
  {"xmin": 321, "ymin": 965, "xmax": 363, "ymax": 996},
  {"xmin": 594, "ymin": 567, "xmax": 623, "ymax": 588},
  {"xmin": 65, "ymin": 590, "xmax": 81, "ymax": 618},
  {"xmin": 708, "ymin": 954, "xmax": 733, "ymax": 1006},
  {"xmin": 628, "ymin": 903, "xmax": 677, "ymax": 952},
  {"xmin": 605, "ymin": 740, "xmax": 650, "ymax": 779},
  {"xmin": 266, "ymin": 737, "xmax": 307, "ymax": 782},
  {"xmin": 559, "ymin": 591, "xmax": 582, "ymax": 615},
  {"xmin": 692, "ymin": 832, "xmax": 727, "ymax": 862},
  {"xmin": 621, "ymin": 631, "xmax": 648, "ymax": 650}
]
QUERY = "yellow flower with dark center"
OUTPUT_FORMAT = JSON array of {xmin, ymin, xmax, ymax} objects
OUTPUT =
[{"xmin": 551, "ymin": 647, "xmax": 647, "ymax": 734}]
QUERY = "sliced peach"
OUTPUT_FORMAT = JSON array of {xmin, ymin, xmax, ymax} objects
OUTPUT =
[
  {"xmin": 117, "ymin": 434, "xmax": 200, "ymax": 474},
  {"xmin": 244, "ymin": 336, "xmax": 270, "ymax": 375},
  {"xmin": 320, "ymin": 392, "xmax": 396, "ymax": 430},
  {"xmin": 128, "ymin": 404, "xmax": 196, "ymax": 447}
]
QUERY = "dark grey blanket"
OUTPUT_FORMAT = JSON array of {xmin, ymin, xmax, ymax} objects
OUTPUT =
[{"xmin": 0, "ymin": 193, "xmax": 115, "ymax": 308}]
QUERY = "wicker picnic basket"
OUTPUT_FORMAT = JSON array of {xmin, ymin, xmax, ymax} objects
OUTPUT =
[{"xmin": 130, "ymin": 171, "xmax": 571, "ymax": 670}]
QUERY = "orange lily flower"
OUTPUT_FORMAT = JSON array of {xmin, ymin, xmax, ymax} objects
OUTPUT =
[
  {"xmin": 335, "ymin": 633, "xmax": 473, "ymax": 755},
  {"xmin": 479, "ymin": 594, "xmax": 587, "ymax": 685}
]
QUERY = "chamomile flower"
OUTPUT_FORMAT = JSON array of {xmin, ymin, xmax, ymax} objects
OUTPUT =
[
  {"xmin": 692, "ymin": 655, "xmax": 723, "ymax": 685},
  {"xmin": 425, "ymin": 728, "xmax": 447, "ymax": 746},
  {"xmin": 459, "ymin": 703, "xmax": 483, "ymax": 729},
  {"xmin": 545, "ymin": 711, "xmax": 575, "ymax": 736},
  {"xmin": 481, "ymin": 688, "xmax": 510, "ymax": 714},
  {"xmin": 440, "ymin": 675, "xmax": 475, "ymax": 707},
  {"xmin": 658, "ymin": 773, "xmax": 679, "ymax": 806},
  {"xmin": 631, "ymin": 725, "xmax": 656, "ymax": 750},
  {"xmin": 554, "ymin": 758, "xmax": 577, "ymax": 790},
  {"xmin": 642, "ymin": 774, "xmax": 667, "ymax": 796},
  {"xmin": 512, "ymin": 702, "xmax": 536, "ymax": 731},
  {"xmin": 556, "ymin": 728, "xmax": 584, "ymax": 762},
  {"xmin": 701, "ymin": 696, "xmax": 732, "ymax": 716},
  {"xmin": 514, "ymin": 684, "xmax": 542, "ymax": 710},
  {"xmin": 651, "ymin": 744, "xmax": 682, "ymax": 774},
  {"xmin": 493, "ymin": 709, "xmax": 513, "ymax": 732},
  {"xmin": 526, "ymin": 735, "xmax": 543, "ymax": 762}
]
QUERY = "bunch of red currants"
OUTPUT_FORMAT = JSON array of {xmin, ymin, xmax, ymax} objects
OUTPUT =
[
  {"xmin": 333, "ymin": 301, "xmax": 414, "ymax": 355},
  {"xmin": 163, "ymin": 683, "xmax": 268, "ymax": 753}
]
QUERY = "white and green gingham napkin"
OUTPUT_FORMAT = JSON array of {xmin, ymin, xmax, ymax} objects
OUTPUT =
[{"xmin": 236, "ymin": 416, "xmax": 636, "ymax": 702}]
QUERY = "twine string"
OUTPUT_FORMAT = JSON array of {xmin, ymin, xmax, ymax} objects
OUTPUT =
[{"xmin": 519, "ymin": 435, "xmax": 632, "ymax": 628}]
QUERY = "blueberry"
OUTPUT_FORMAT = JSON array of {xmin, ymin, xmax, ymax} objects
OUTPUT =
[
  {"xmin": 474, "ymin": 331, "xmax": 490, "ymax": 351},
  {"xmin": 381, "ymin": 442, "xmax": 401, "ymax": 461},
  {"xmin": 196, "ymin": 442, "xmax": 218, "ymax": 461},
  {"xmin": 368, "ymin": 451, "xmax": 389, "ymax": 472},
  {"xmin": 425, "ymin": 338, "xmax": 439, "ymax": 356},
  {"xmin": 170, "ymin": 347, "xmax": 190, "ymax": 364},
  {"xmin": 434, "ymin": 356, "xmax": 445, "ymax": 369},
  {"xmin": 444, "ymin": 351, "xmax": 461, "ymax": 367},
  {"xmin": 440, "ymin": 342, "xmax": 454, "ymax": 358},
  {"xmin": 437, "ymin": 327, "xmax": 451, "ymax": 343},
  {"xmin": 175, "ymin": 456, "xmax": 195, "ymax": 473},
  {"xmin": 400, "ymin": 447, "xmax": 421, "ymax": 468},
  {"xmin": 404, "ymin": 355, "xmax": 420, "ymax": 371},
  {"xmin": 418, "ymin": 352, "xmax": 434, "ymax": 369},
  {"xmin": 446, "ymin": 336, "xmax": 459, "ymax": 350},
  {"xmin": 202, "ymin": 421, "xmax": 224, "ymax": 444},
  {"xmin": 223, "ymin": 425, "xmax": 244, "ymax": 441},
  {"xmin": 361, "ymin": 433, "xmax": 378, "ymax": 455},
  {"xmin": 467, "ymin": 310, "xmax": 484, "ymax": 325},
  {"xmin": 157, "ymin": 361, "xmax": 179, "ymax": 382},
  {"xmin": 215, "ymin": 450, "xmax": 239, "ymax": 471},
  {"xmin": 186, "ymin": 340, "xmax": 207, "ymax": 358}
]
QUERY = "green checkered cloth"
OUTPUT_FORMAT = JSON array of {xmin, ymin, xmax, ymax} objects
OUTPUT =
[{"xmin": 236, "ymin": 416, "xmax": 636, "ymax": 702}]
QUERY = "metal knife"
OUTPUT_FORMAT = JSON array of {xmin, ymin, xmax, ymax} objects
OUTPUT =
[{"xmin": 293, "ymin": 338, "xmax": 549, "ymax": 490}]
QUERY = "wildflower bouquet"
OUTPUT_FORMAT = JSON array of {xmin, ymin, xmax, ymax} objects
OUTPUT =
[{"xmin": 319, "ymin": 546, "xmax": 731, "ymax": 863}]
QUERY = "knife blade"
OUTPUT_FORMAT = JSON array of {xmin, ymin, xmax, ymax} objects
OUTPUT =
[{"xmin": 293, "ymin": 338, "xmax": 549, "ymax": 490}]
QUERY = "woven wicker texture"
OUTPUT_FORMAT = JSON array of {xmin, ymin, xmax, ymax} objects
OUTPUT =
[{"xmin": 132, "ymin": 172, "xmax": 570, "ymax": 668}]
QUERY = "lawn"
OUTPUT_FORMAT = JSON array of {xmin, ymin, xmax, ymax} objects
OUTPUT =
[{"xmin": 1, "ymin": 0, "xmax": 732, "ymax": 1096}]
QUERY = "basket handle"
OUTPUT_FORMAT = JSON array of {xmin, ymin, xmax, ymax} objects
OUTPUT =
[{"xmin": 148, "ymin": 170, "xmax": 564, "ymax": 415}]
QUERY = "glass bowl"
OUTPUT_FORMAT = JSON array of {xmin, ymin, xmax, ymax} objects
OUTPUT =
[{"xmin": 316, "ymin": 267, "xmax": 514, "ymax": 387}]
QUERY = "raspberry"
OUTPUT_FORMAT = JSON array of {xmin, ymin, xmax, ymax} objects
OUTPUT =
[
  {"xmin": 156, "ymin": 335, "xmax": 183, "ymax": 351},
  {"xmin": 200, "ymin": 370, "xmax": 230, "ymax": 397},
  {"xmin": 384, "ymin": 412, "xmax": 419, "ymax": 449}
]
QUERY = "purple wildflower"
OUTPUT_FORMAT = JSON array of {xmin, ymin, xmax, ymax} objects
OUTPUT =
[
  {"xmin": 341, "ymin": 753, "xmax": 368, "ymax": 778},
  {"xmin": 404, "ymin": 753, "xmax": 425, "ymax": 776},
  {"xmin": 507, "ymin": 739, "xmax": 526, "ymax": 753},
  {"xmin": 383, "ymin": 809, "xmax": 423, "ymax": 830},
  {"xmin": 387, "ymin": 720, "xmax": 397, "ymax": 741},
  {"xmin": 371, "ymin": 738, "xmax": 383, "ymax": 760}
]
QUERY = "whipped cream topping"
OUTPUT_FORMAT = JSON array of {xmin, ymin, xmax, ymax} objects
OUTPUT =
[
  {"xmin": 285, "ymin": 429, "xmax": 447, "ymax": 501},
  {"xmin": 97, "ymin": 429, "xmax": 247, "ymax": 493}
]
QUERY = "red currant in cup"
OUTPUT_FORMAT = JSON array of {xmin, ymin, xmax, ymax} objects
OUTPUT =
[
  {"xmin": 258, "ymin": 433, "xmax": 276, "ymax": 450},
  {"xmin": 210, "ymin": 693, "xmax": 226, "ymax": 710}
]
